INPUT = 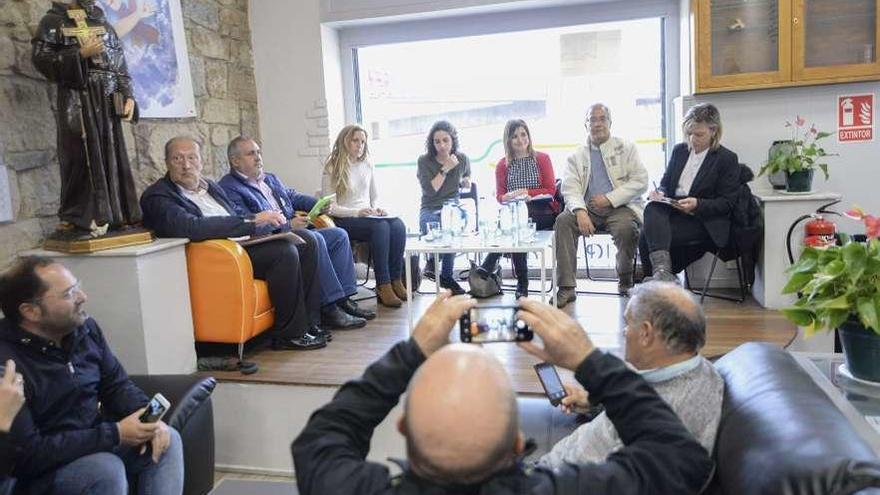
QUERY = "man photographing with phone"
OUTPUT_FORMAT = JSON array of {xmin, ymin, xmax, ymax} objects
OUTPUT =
[
  {"xmin": 0, "ymin": 256, "xmax": 183, "ymax": 494},
  {"xmin": 292, "ymin": 292, "xmax": 712, "ymax": 494}
]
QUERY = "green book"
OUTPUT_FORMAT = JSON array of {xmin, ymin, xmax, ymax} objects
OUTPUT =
[{"xmin": 308, "ymin": 193, "xmax": 336, "ymax": 220}]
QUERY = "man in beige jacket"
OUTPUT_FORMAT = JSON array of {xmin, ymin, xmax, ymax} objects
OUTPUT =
[{"xmin": 553, "ymin": 103, "xmax": 648, "ymax": 305}]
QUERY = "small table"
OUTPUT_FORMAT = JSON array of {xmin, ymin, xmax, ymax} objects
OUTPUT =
[
  {"xmin": 791, "ymin": 352, "xmax": 880, "ymax": 455},
  {"xmin": 403, "ymin": 230, "xmax": 555, "ymax": 331},
  {"xmin": 752, "ymin": 190, "xmax": 842, "ymax": 309}
]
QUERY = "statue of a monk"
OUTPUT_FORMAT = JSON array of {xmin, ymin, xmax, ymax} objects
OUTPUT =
[{"xmin": 32, "ymin": 0, "xmax": 142, "ymax": 239}]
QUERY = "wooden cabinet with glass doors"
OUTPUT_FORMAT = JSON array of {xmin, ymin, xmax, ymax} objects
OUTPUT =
[{"xmin": 694, "ymin": 0, "xmax": 880, "ymax": 93}]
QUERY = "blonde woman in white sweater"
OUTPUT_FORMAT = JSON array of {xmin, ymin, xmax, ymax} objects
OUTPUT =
[{"xmin": 323, "ymin": 125, "xmax": 409, "ymax": 308}]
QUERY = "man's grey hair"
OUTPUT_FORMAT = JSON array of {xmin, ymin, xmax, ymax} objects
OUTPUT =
[
  {"xmin": 585, "ymin": 103, "xmax": 612, "ymax": 124},
  {"xmin": 227, "ymin": 135, "xmax": 254, "ymax": 167},
  {"xmin": 627, "ymin": 281, "xmax": 706, "ymax": 354}
]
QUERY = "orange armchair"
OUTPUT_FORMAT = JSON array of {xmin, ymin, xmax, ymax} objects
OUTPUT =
[{"xmin": 185, "ymin": 240, "xmax": 274, "ymax": 359}]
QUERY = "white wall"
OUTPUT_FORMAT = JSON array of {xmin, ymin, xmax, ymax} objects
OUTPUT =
[
  {"xmin": 249, "ymin": 0, "xmax": 332, "ymax": 195},
  {"xmin": 694, "ymin": 82, "xmax": 880, "ymax": 215}
]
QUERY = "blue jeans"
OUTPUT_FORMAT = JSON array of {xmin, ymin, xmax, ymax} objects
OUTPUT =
[
  {"xmin": 41, "ymin": 428, "xmax": 183, "ymax": 495},
  {"xmin": 309, "ymin": 227, "xmax": 358, "ymax": 305},
  {"xmin": 333, "ymin": 216, "xmax": 407, "ymax": 284},
  {"xmin": 419, "ymin": 209, "xmax": 454, "ymax": 280}
]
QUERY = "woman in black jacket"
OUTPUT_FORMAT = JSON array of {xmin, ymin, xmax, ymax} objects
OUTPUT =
[{"xmin": 640, "ymin": 103, "xmax": 740, "ymax": 280}]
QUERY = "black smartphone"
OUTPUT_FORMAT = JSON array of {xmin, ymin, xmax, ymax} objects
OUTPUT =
[
  {"xmin": 534, "ymin": 362, "xmax": 567, "ymax": 406},
  {"xmin": 139, "ymin": 393, "xmax": 170, "ymax": 423},
  {"xmin": 459, "ymin": 304, "xmax": 533, "ymax": 343}
]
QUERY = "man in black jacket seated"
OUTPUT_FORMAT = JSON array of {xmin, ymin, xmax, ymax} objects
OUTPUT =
[
  {"xmin": 292, "ymin": 293, "xmax": 713, "ymax": 494},
  {"xmin": 140, "ymin": 137, "xmax": 326, "ymax": 350},
  {"xmin": 0, "ymin": 257, "xmax": 183, "ymax": 494}
]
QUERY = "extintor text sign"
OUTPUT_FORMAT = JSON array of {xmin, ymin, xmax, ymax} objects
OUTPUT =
[{"xmin": 838, "ymin": 94, "xmax": 874, "ymax": 143}]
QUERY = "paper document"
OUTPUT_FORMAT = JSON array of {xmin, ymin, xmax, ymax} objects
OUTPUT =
[{"xmin": 236, "ymin": 232, "xmax": 305, "ymax": 247}]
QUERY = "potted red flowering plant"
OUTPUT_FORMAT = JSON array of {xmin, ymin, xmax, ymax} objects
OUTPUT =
[
  {"xmin": 758, "ymin": 116, "xmax": 836, "ymax": 193},
  {"xmin": 781, "ymin": 206, "xmax": 880, "ymax": 381}
]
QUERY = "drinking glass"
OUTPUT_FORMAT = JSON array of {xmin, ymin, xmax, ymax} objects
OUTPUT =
[
  {"xmin": 425, "ymin": 221, "xmax": 441, "ymax": 243},
  {"xmin": 524, "ymin": 220, "xmax": 537, "ymax": 242}
]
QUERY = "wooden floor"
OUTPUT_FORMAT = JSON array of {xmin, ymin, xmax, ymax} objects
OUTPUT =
[{"xmin": 199, "ymin": 281, "xmax": 796, "ymax": 395}]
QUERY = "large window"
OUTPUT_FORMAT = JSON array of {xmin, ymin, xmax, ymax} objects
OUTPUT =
[{"xmin": 355, "ymin": 17, "xmax": 666, "ymax": 267}]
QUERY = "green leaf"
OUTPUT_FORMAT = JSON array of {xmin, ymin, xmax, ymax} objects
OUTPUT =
[
  {"xmin": 842, "ymin": 241, "xmax": 868, "ymax": 281},
  {"xmin": 782, "ymin": 307, "xmax": 815, "ymax": 326},
  {"xmin": 816, "ymin": 131, "xmax": 832, "ymax": 139},
  {"xmin": 818, "ymin": 295, "xmax": 850, "ymax": 309},
  {"xmin": 818, "ymin": 163, "xmax": 829, "ymax": 180},
  {"xmin": 858, "ymin": 297, "xmax": 880, "ymax": 333},
  {"xmin": 782, "ymin": 272, "xmax": 813, "ymax": 294},
  {"xmin": 828, "ymin": 309, "xmax": 851, "ymax": 330}
]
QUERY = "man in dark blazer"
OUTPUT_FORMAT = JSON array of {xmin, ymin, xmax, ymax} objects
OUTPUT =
[
  {"xmin": 640, "ymin": 103, "xmax": 739, "ymax": 281},
  {"xmin": 219, "ymin": 136, "xmax": 373, "ymax": 328},
  {"xmin": 140, "ymin": 137, "xmax": 326, "ymax": 350}
]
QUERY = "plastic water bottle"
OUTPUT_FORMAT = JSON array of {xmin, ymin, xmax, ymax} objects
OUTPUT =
[{"xmin": 499, "ymin": 203, "xmax": 513, "ymax": 243}]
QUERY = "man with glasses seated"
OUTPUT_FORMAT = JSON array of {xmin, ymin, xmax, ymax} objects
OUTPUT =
[
  {"xmin": 140, "ymin": 137, "xmax": 327, "ymax": 350},
  {"xmin": 0, "ymin": 257, "xmax": 183, "ymax": 494},
  {"xmin": 553, "ymin": 103, "xmax": 648, "ymax": 304}
]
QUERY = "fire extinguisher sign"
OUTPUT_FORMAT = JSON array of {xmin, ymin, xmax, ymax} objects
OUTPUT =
[{"xmin": 838, "ymin": 94, "xmax": 874, "ymax": 143}]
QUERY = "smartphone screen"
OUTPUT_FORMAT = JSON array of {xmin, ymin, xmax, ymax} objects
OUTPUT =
[
  {"xmin": 534, "ymin": 362, "xmax": 567, "ymax": 406},
  {"xmin": 459, "ymin": 305, "xmax": 532, "ymax": 343},
  {"xmin": 139, "ymin": 394, "xmax": 169, "ymax": 423}
]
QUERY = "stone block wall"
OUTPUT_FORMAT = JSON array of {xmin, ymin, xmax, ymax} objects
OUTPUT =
[{"xmin": 0, "ymin": 0, "xmax": 259, "ymax": 265}]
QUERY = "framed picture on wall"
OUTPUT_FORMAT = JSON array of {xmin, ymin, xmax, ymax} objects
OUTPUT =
[{"xmin": 97, "ymin": 0, "xmax": 196, "ymax": 118}]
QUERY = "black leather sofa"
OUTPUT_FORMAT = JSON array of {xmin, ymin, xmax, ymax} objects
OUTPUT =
[
  {"xmin": 130, "ymin": 374, "xmax": 216, "ymax": 495},
  {"xmin": 519, "ymin": 343, "xmax": 880, "ymax": 494}
]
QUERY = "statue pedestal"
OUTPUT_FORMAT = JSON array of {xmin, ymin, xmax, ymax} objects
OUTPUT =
[{"xmin": 24, "ymin": 238, "xmax": 197, "ymax": 375}]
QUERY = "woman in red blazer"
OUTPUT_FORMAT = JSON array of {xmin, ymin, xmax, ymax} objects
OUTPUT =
[{"xmin": 478, "ymin": 119, "xmax": 560, "ymax": 298}]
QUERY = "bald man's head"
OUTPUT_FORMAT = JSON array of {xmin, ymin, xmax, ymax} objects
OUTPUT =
[
  {"xmin": 624, "ymin": 282, "xmax": 706, "ymax": 367},
  {"xmin": 402, "ymin": 344, "xmax": 521, "ymax": 485}
]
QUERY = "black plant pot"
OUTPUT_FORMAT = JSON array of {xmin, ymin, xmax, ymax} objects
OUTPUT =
[
  {"xmin": 785, "ymin": 169, "xmax": 814, "ymax": 193},
  {"xmin": 839, "ymin": 319, "xmax": 880, "ymax": 382}
]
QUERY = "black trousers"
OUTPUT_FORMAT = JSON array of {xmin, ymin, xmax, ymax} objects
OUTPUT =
[
  {"xmin": 245, "ymin": 234, "xmax": 321, "ymax": 339},
  {"xmin": 639, "ymin": 202, "xmax": 712, "ymax": 274}
]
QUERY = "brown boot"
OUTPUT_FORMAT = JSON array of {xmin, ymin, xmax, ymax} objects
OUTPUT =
[
  {"xmin": 377, "ymin": 283, "xmax": 402, "ymax": 308},
  {"xmin": 391, "ymin": 279, "xmax": 409, "ymax": 301}
]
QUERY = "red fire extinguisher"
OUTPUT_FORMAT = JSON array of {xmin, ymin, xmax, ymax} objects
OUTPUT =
[{"xmin": 786, "ymin": 200, "xmax": 841, "ymax": 263}]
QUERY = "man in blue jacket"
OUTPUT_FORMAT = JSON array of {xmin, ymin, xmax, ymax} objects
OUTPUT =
[
  {"xmin": 0, "ymin": 256, "xmax": 183, "ymax": 494},
  {"xmin": 220, "ymin": 136, "xmax": 373, "ymax": 327},
  {"xmin": 141, "ymin": 137, "xmax": 327, "ymax": 350}
]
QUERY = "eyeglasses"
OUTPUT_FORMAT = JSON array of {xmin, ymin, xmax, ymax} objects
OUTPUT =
[
  {"xmin": 587, "ymin": 116, "xmax": 610, "ymax": 125},
  {"xmin": 32, "ymin": 281, "xmax": 83, "ymax": 304}
]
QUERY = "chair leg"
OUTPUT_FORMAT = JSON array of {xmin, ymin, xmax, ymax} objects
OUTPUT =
[
  {"xmin": 576, "ymin": 235, "xmax": 622, "ymax": 296},
  {"xmin": 689, "ymin": 250, "xmax": 747, "ymax": 304},
  {"xmin": 699, "ymin": 252, "xmax": 720, "ymax": 304},
  {"xmin": 237, "ymin": 342, "xmax": 244, "ymax": 363}
]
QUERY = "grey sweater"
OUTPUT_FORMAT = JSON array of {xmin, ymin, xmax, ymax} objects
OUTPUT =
[{"xmin": 539, "ymin": 355, "xmax": 723, "ymax": 468}]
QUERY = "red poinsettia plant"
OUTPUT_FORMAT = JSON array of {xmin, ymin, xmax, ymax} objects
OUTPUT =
[{"xmin": 782, "ymin": 206, "xmax": 880, "ymax": 335}]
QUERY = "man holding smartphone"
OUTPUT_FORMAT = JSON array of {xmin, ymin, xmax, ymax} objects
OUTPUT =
[
  {"xmin": 538, "ymin": 282, "xmax": 723, "ymax": 468},
  {"xmin": 292, "ymin": 292, "xmax": 713, "ymax": 494},
  {"xmin": 0, "ymin": 257, "xmax": 183, "ymax": 494}
]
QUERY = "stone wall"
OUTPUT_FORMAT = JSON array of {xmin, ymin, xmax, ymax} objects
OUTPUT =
[{"xmin": 0, "ymin": 0, "xmax": 259, "ymax": 265}]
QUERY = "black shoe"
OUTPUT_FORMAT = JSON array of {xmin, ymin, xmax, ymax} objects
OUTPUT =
[
  {"xmin": 321, "ymin": 305, "xmax": 367, "ymax": 330},
  {"xmin": 272, "ymin": 331, "xmax": 326, "ymax": 350},
  {"xmin": 337, "ymin": 297, "xmax": 376, "ymax": 320},
  {"xmin": 515, "ymin": 281, "xmax": 529, "ymax": 300},
  {"xmin": 439, "ymin": 276, "xmax": 466, "ymax": 295},
  {"xmin": 310, "ymin": 324, "xmax": 333, "ymax": 342},
  {"xmin": 424, "ymin": 258, "xmax": 436, "ymax": 281}
]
